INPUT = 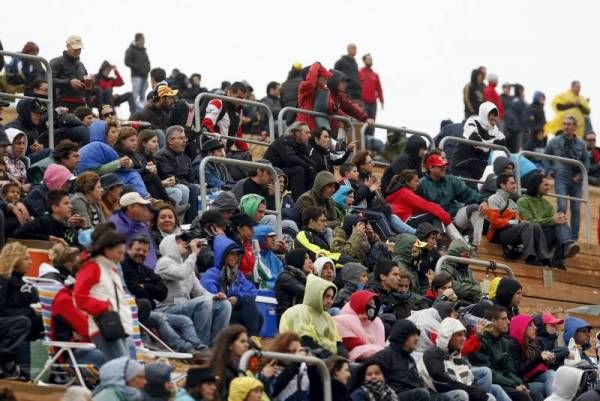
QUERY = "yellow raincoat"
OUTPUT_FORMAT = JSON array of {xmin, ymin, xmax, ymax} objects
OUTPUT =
[
  {"xmin": 545, "ymin": 89, "xmax": 591, "ymax": 138},
  {"xmin": 228, "ymin": 377, "xmax": 264, "ymax": 401},
  {"xmin": 279, "ymin": 274, "xmax": 340, "ymax": 354}
]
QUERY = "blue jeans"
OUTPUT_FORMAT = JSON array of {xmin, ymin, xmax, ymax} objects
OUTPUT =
[
  {"xmin": 390, "ymin": 214, "xmax": 417, "ymax": 234},
  {"xmin": 147, "ymin": 311, "xmax": 202, "ymax": 352},
  {"xmin": 92, "ymin": 336, "xmax": 136, "ymax": 361},
  {"xmin": 73, "ymin": 348, "xmax": 107, "ymax": 368},
  {"xmin": 166, "ymin": 184, "xmax": 190, "ymax": 207},
  {"xmin": 131, "ymin": 76, "xmax": 148, "ymax": 112},
  {"xmin": 527, "ymin": 369, "xmax": 555, "ymax": 398},
  {"xmin": 554, "ymin": 176, "xmax": 582, "ymax": 240},
  {"xmin": 472, "ymin": 366, "xmax": 511, "ymax": 401},
  {"xmin": 165, "ymin": 295, "xmax": 232, "ymax": 346},
  {"xmin": 442, "ymin": 389, "xmax": 468, "ymax": 401}
]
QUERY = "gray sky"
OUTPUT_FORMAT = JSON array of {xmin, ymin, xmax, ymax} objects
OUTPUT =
[{"xmin": 3, "ymin": 0, "xmax": 600, "ymax": 137}]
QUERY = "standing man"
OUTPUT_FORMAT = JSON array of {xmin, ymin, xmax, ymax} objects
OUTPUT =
[
  {"xmin": 359, "ymin": 53, "xmax": 384, "ymax": 138},
  {"xmin": 334, "ymin": 43, "xmax": 362, "ymax": 103},
  {"xmin": 49, "ymin": 35, "xmax": 88, "ymax": 110},
  {"xmin": 544, "ymin": 116, "xmax": 590, "ymax": 240},
  {"xmin": 125, "ymin": 33, "xmax": 151, "ymax": 112}
]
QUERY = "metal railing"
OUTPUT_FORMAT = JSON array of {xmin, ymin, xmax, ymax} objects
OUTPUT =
[
  {"xmin": 278, "ymin": 106, "xmax": 357, "ymax": 144},
  {"xmin": 435, "ymin": 255, "xmax": 514, "ymax": 277},
  {"xmin": 239, "ymin": 350, "xmax": 332, "ymax": 401},
  {"xmin": 0, "ymin": 51, "xmax": 54, "ymax": 147},
  {"xmin": 198, "ymin": 156, "xmax": 282, "ymax": 237},
  {"xmin": 193, "ymin": 92, "xmax": 275, "ymax": 145},
  {"xmin": 514, "ymin": 150, "xmax": 591, "ymax": 243}
]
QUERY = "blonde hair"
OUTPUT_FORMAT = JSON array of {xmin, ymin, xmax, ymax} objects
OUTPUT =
[
  {"xmin": 48, "ymin": 243, "xmax": 80, "ymax": 268},
  {"xmin": 0, "ymin": 242, "xmax": 29, "ymax": 278}
]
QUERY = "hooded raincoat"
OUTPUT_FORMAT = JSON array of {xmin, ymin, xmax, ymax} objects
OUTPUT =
[
  {"xmin": 253, "ymin": 225, "xmax": 284, "ymax": 289},
  {"xmin": 545, "ymin": 89, "xmax": 591, "ymax": 138},
  {"xmin": 92, "ymin": 356, "xmax": 143, "ymax": 401},
  {"xmin": 545, "ymin": 366, "xmax": 585, "ymax": 401}
]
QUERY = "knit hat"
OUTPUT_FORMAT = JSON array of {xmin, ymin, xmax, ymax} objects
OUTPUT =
[
  {"xmin": 415, "ymin": 222, "xmax": 439, "ymax": 241},
  {"xmin": 341, "ymin": 262, "xmax": 367, "ymax": 284},
  {"xmin": 433, "ymin": 301, "xmax": 458, "ymax": 319},
  {"xmin": 285, "ymin": 249, "xmax": 309, "ymax": 269},
  {"xmin": 211, "ymin": 191, "xmax": 239, "ymax": 213},
  {"xmin": 44, "ymin": 163, "xmax": 76, "ymax": 190}
]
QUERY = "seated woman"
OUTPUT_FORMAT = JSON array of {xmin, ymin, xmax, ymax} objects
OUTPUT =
[
  {"xmin": 71, "ymin": 171, "xmax": 106, "ymax": 229},
  {"xmin": 201, "ymin": 234, "xmax": 263, "ymax": 336},
  {"xmin": 351, "ymin": 360, "xmax": 400, "ymax": 401},
  {"xmin": 331, "ymin": 185, "xmax": 354, "ymax": 223},
  {"xmin": 239, "ymin": 193, "xmax": 299, "ymax": 238},
  {"xmin": 279, "ymin": 274, "xmax": 346, "ymax": 358},
  {"xmin": 332, "ymin": 290, "xmax": 385, "ymax": 362},
  {"xmin": 209, "ymin": 324, "xmax": 250, "ymax": 401},
  {"xmin": 150, "ymin": 202, "xmax": 182, "ymax": 254},
  {"xmin": 78, "ymin": 120, "xmax": 149, "ymax": 198},
  {"xmin": 99, "ymin": 173, "xmax": 124, "ymax": 220},
  {"xmin": 313, "ymin": 256, "xmax": 336, "ymax": 282},
  {"xmin": 275, "ymin": 249, "xmax": 313, "ymax": 320},
  {"xmin": 39, "ymin": 243, "xmax": 80, "ymax": 282},
  {"xmin": 253, "ymin": 225, "xmax": 285, "ymax": 290}
]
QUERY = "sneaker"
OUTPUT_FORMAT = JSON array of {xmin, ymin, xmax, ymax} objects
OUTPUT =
[{"xmin": 565, "ymin": 242, "xmax": 580, "ymax": 259}]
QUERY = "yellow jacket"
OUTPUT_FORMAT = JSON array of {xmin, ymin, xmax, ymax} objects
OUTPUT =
[{"xmin": 545, "ymin": 89, "xmax": 591, "ymax": 137}]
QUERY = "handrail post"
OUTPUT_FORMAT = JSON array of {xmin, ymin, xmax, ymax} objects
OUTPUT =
[
  {"xmin": 239, "ymin": 350, "xmax": 332, "ymax": 401},
  {"xmin": 0, "ymin": 51, "xmax": 54, "ymax": 147},
  {"xmin": 435, "ymin": 255, "xmax": 514, "ymax": 278},
  {"xmin": 360, "ymin": 122, "xmax": 435, "ymax": 166},
  {"xmin": 199, "ymin": 156, "xmax": 282, "ymax": 237},
  {"xmin": 278, "ymin": 106, "xmax": 357, "ymax": 144}
]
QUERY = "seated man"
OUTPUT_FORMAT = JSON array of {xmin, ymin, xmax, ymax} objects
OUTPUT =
[
  {"xmin": 480, "ymin": 156, "xmax": 515, "ymax": 199},
  {"xmin": 486, "ymin": 174, "xmax": 551, "ymax": 266},
  {"xmin": 439, "ymin": 239, "xmax": 483, "ymax": 304},
  {"xmin": 27, "ymin": 139, "xmax": 80, "ymax": 185},
  {"xmin": 425, "ymin": 273, "xmax": 459, "ymax": 305},
  {"xmin": 14, "ymin": 189, "xmax": 80, "ymax": 246},
  {"xmin": 517, "ymin": 173, "xmax": 580, "ymax": 269},
  {"xmin": 155, "ymin": 233, "xmax": 232, "ymax": 347},
  {"xmin": 25, "ymin": 162, "xmax": 76, "ymax": 219},
  {"xmin": 197, "ymin": 139, "xmax": 234, "ymax": 192},
  {"xmin": 295, "ymin": 206, "xmax": 349, "ymax": 265},
  {"xmin": 230, "ymin": 159, "xmax": 273, "ymax": 205},
  {"xmin": 122, "ymin": 235, "xmax": 206, "ymax": 353},
  {"xmin": 331, "ymin": 214, "xmax": 387, "ymax": 269},
  {"xmin": 296, "ymin": 170, "xmax": 341, "ymax": 232}
]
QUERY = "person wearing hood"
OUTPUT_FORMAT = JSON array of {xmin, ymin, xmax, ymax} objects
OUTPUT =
[
  {"xmin": 296, "ymin": 62, "xmax": 333, "ymax": 131},
  {"xmin": 78, "ymin": 120, "xmax": 150, "ymax": 198},
  {"xmin": 275, "ymin": 249, "xmax": 313, "ymax": 319},
  {"xmin": 332, "ymin": 214, "xmax": 384, "ymax": 266},
  {"xmin": 142, "ymin": 363, "xmax": 176, "ymax": 401},
  {"xmin": 229, "ymin": 212, "xmax": 257, "ymax": 279},
  {"xmin": 332, "ymin": 262, "xmax": 368, "ymax": 309},
  {"xmin": 544, "ymin": 115, "xmax": 589, "ymax": 241},
  {"xmin": 5, "ymin": 98, "xmax": 49, "ymax": 162},
  {"xmin": 279, "ymin": 274, "xmax": 345, "ymax": 358},
  {"xmin": 253, "ymin": 225, "xmax": 284, "ymax": 290},
  {"xmin": 528, "ymin": 92, "xmax": 546, "ymax": 135},
  {"xmin": 350, "ymin": 360, "xmax": 399, "ymax": 401},
  {"xmin": 407, "ymin": 301, "xmax": 459, "ymax": 362},
  {"xmin": 3, "ymin": 127, "xmax": 30, "ymax": 190},
  {"xmin": 49, "ymin": 35, "xmax": 88, "ymax": 110},
  {"xmin": 508, "ymin": 315, "xmax": 557, "ymax": 398},
  {"xmin": 517, "ymin": 173, "xmax": 580, "ymax": 269},
  {"xmin": 562, "ymin": 317, "xmax": 596, "ymax": 370},
  {"xmin": 533, "ymin": 313, "xmax": 569, "ymax": 368},
  {"xmin": 228, "ymin": 377, "xmax": 264, "ymax": 401},
  {"xmin": 331, "ymin": 184, "xmax": 354, "ymax": 222},
  {"xmin": 156, "ymin": 233, "xmax": 232, "ymax": 346},
  {"xmin": 95, "ymin": 60, "xmax": 135, "ymax": 113},
  {"xmin": 332, "ymin": 290, "xmax": 385, "ymax": 362},
  {"xmin": 452, "ymin": 102, "xmax": 506, "ymax": 183},
  {"xmin": 393, "ymin": 226, "xmax": 439, "ymax": 295},
  {"xmin": 175, "ymin": 366, "xmax": 218, "ymax": 401},
  {"xmin": 92, "ymin": 356, "xmax": 145, "ymax": 401},
  {"xmin": 326, "ymin": 69, "xmax": 373, "ymax": 134},
  {"xmin": 480, "ymin": 156, "xmax": 516, "ymax": 199},
  {"xmin": 200, "ymin": 138, "xmax": 235, "ymax": 192},
  {"xmin": 295, "ymin": 206, "xmax": 345, "ymax": 264},
  {"xmin": 381, "ymin": 134, "xmax": 428, "ymax": 196},
  {"xmin": 297, "ymin": 170, "xmax": 341, "ymax": 228},
  {"xmin": 545, "ymin": 366, "xmax": 587, "ymax": 401},
  {"xmin": 484, "ymin": 74, "xmax": 505, "ymax": 119},
  {"xmin": 504, "ymin": 84, "xmax": 530, "ymax": 152},
  {"xmin": 440, "ymin": 239, "xmax": 482, "ymax": 304},
  {"xmin": 313, "ymin": 256, "xmax": 336, "ymax": 283},
  {"xmin": 201, "ymin": 234, "xmax": 262, "ymax": 336},
  {"xmin": 493, "ymin": 277, "xmax": 522, "ymax": 319},
  {"xmin": 545, "ymin": 81, "xmax": 591, "ymax": 138},
  {"xmin": 309, "ymin": 127, "xmax": 355, "ymax": 175},
  {"xmin": 124, "ymin": 33, "xmax": 151, "ymax": 112},
  {"xmin": 464, "ymin": 69, "xmax": 485, "ymax": 118},
  {"xmin": 486, "ymin": 174, "xmax": 552, "ymax": 266},
  {"xmin": 420, "ymin": 317, "xmax": 490, "ymax": 401}
]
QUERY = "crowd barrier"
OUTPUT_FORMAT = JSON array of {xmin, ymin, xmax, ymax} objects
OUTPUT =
[
  {"xmin": 434, "ymin": 255, "xmax": 515, "ymax": 277},
  {"xmin": 277, "ymin": 107, "xmax": 357, "ymax": 144},
  {"xmin": 0, "ymin": 51, "xmax": 55, "ymax": 147}
]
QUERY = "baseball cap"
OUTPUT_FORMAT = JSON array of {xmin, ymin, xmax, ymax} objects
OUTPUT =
[
  {"xmin": 100, "ymin": 173, "xmax": 123, "ymax": 191},
  {"xmin": 425, "ymin": 154, "xmax": 448, "ymax": 169},
  {"xmin": 542, "ymin": 312, "xmax": 564, "ymax": 325},
  {"xmin": 66, "ymin": 35, "xmax": 83, "ymax": 50},
  {"xmin": 119, "ymin": 192, "xmax": 151, "ymax": 208},
  {"xmin": 157, "ymin": 85, "xmax": 178, "ymax": 98}
]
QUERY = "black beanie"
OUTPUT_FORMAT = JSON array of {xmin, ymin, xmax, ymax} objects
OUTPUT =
[{"xmin": 495, "ymin": 278, "xmax": 522, "ymax": 308}]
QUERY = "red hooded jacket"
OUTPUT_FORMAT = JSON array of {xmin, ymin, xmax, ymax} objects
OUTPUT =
[{"xmin": 297, "ymin": 62, "xmax": 333, "ymax": 130}]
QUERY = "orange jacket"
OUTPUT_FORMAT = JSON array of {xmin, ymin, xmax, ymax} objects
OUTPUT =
[{"xmin": 486, "ymin": 207, "xmax": 521, "ymax": 241}]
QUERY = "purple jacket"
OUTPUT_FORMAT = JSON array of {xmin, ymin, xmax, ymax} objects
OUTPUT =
[{"xmin": 109, "ymin": 210, "xmax": 157, "ymax": 268}]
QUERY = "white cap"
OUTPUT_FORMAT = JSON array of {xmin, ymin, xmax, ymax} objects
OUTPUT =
[
  {"xmin": 66, "ymin": 35, "xmax": 83, "ymax": 49},
  {"xmin": 119, "ymin": 192, "xmax": 151, "ymax": 208}
]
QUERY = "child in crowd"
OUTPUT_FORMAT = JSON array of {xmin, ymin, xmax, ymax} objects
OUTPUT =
[{"xmin": 1, "ymin": 182, "xmax": 30, "ymax": 238}]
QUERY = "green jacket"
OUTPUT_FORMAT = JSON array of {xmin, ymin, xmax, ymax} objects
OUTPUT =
[
  {"xmin": 331, "ymin": 226, "xmax": 369, "ymax": 262},
  {"xmin": 469, "ymin": 331, "xmax": 524, "ymax": 388},
  {"xmin": 392, "ymin": 233, "xmax": 420, "ymax": 292},
  {"xmin": 516, "ymin": 194, "xmax": 555, "ymax": 226},
  {"xmin": 417, "ymin": 174, "xmax": 487, "ymax": 216},
  {"xmin": 440, "ymin": 239, "xmax": 482, "ymax": 304}
]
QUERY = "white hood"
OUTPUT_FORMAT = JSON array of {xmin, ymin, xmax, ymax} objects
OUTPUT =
[
  {"xmin": 546, "ymin": 366, "xmax": 585, "ymax": 401},
  {"xmin": 477, "ymin": 101, "xmax": 498, "ymax": 130},
  {"xmin": 313, "ymin": 256, "xmax": 336, "ymax": 280},
  {"xmin": 436, "ymin": 317, "xmax": 466, "ymax": 351}
]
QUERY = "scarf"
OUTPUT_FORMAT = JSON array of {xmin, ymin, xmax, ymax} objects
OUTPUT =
[{"xmin": 361, "ymin": 381, "xmax": 399, "ymax": 401}]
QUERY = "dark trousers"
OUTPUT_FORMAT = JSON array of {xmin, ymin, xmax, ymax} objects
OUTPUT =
[
  {"xmin": 407, "ymin": 213, "xmax": 444, "ymax": 230},
  {"xmin": 230, "ymin": 296, "xmax": 264, "ymax": 337},
  {"xmin": 506, "ymin": 129, "xmax": 523, "ymax": 153},
  {"xmin": 283, "ymin": 165, "xmax": 312, "ymax": 200},
  {"xmin": 541, "ymin": 224, "xmax": 572, "ymax": 263},
  {"xmin": 502, "ymin": 386, "xmax": 543, "ymax": 401},
  {"xmin": 364, "ymin": 102, "xmax": 377, "ymax": 137},
  {"xmin": 185, "ymin": 183, "xmax": 200, "ymax": 224},
  {"xmin": 494, "ymin": 222, "xmax": 550, "ymax": 262},
  {"xmin": 0, "ymin": 316, "xmax": 31, "ymax": 360},
  {"xmin": 397, "ymin": 388, "xmax": 431, "ymax": 401}
]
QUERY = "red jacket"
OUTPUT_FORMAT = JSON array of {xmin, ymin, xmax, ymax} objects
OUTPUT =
[
  {"xmin": 483, "ymin": 83, "xmax": 504, "ymax": 118},
  {"xmin": 385, "ymin": 187, "xmax": 452, "ymax": 225},
  {"xmin": 329, "ymin": 90, "xmax": 369, "ymax": 127},
  {"xmin": 51, "ymin": 286, "xmax": 91, "ymax": 342},
  {"xmin": 97, "ymin": 69, "xmax": 125, "ymax": 91},
  {"xmin": 297, "ymin": 62, "xmax": 333, "ymax": 130},
  {"xmin": 358, "ymin": 67, "xmax": 384, "ymax": 104},
  {"xmin": 239, "ymin": 240, "xmax": 256, "ymax": 278}
]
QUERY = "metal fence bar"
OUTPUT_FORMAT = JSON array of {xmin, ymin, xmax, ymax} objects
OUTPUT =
[
  {"xmin": 239, "ymin": 350, "xmax": 332, "ymax": 401},
  {"xmin": 193, "ymin": 92, "xmax": 275, "ymax": 144},
  {"xmin": 278, "ymin": 106, "xmax": 356, "ymax": 144},
  {"xmin": 435, "ymin": 255, "xmax": 514, "ymax": 277},
  {"xmin": 0, "ymin": 51, "xmax": 54, "ymax": 147},
  {"xmin": 198, "ymin": 156, "xmax": 282, "ymax": 237},
  {"xmin": 439, "ymin": 136, "xmax": 512, "ymax": 159},
  {"xmin": 200, "ymin": 130, "xmax": 272, "ymax": 147},
  {"xmin": 515, "ymin": 150, "xmax": 590, "ymax": 243},
  {"xmin": 359, "ymin": 123, "xmax": 435, "ymax": 155}
]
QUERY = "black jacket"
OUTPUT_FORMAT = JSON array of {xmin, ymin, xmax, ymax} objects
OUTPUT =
[
  {"xmin": 294, "ymin": 227, "xmax": 331, "ymax": 261},
  {"xmin": 155, "ymin": 146, "xmax": 196, "ymax": 185},
  {"xmin": 230, "ymin": 177, "xmax": 274, "ymax": 209},
  {"xmin": 124, "ymin": 43, "xmax": 151, "ymax": 78},
  {"xmin": 333, "ymin": 55, "xmax": 361, "ymax": 100},
  {"xmin": 121, "ymin": 254, "xmax": 168, "ymax": 309},
  {"xmin": 0, "ymin": 272, "xmax": 38, "ymax": 317},
  {"xmin": 49, "ymin": 51, "xmax": 88, "ymax": 101},
  {"xmin": 14, "ymin": 215, "xmax": 79, "ymax": 246},
  {"xmin": 382, "ymin": 135, "xmax": 427, "ymax": 195},
  {"xmin": 6, "ymin": 98, "xmax": 42, "ymax": 151},
  {"xmin": 130, "ymin": 105, "xmax": 170, "ymax": 130},
  {"xmin": 274, "ymin": 265, "xmax": 306, "ymax": 317},
  {"xmin": 507, "ymin": 337, "xmax": 546, "ymax": 381},
  {"xmin": 308, "ymin": 141, "xmax": 351, "ymax": 174},
  {"xmin": 264, "ymin": 135, "xmax": 316, "ymax": 172},
  {"xmin": 529, "ymin": 101, "xmax": 546, "ymax": 134}
]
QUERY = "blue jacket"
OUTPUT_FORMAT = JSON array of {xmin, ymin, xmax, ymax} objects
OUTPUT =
[
  {"xmin": 544, "ymin": 135, "xmax": 590, "ymax": 181},
  {"xmin": 253, "ymin": 225, "xmax": 284, "ymax": 289},
  {"xmin": 331, "ymin": 185, "xmax": 353, "ymax": 210},
  {"xmin": 109, "ymin": 210, "xmax": 157, "ymax": 268},
  {"xmin": 78, "ymin": 121, "xmax": 150, "ymax": 198},
  {"xmin": 201, "ymin": 235, "xmax": 257, "ymax": 298}
]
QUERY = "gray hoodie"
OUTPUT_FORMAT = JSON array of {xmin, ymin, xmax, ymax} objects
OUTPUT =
[{"xmin": 155, "ymin": 234, "xmax": 209, "ymax": 311}]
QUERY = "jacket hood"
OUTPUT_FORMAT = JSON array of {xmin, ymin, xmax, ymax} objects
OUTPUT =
[
  {"xmin": 478, "ymin": 101, "xmax": 498, "ymax": 130},
  {"xmin": 533, "ymin": 91, "xmax": 545, "ymax": 104},
  {"xmin": 331, "ymin": 185, "xmax": 353, "ymax": 209},
  {"xmin": 341, "ymin": 213, "xmax": 361, "ymax": 237},
  {"xmin": 89, "ymin": 120, "xmax": 108, "ymax": 143},
  {"xmin": 212, "ymin": 234, "xmax": 241, "ymax": 270},
  {"xmin": 495, "ymin": 278, "xmax": 522, "ymax": 308},
  {"xmin": 393, "ymin": 233, "xmax": 418, "ymax": 265},
  {"xmin": 228, "ymin": 377, "xmax": 264, "ymax": 401},
  {"xmin": 563, "ymin": 317, "xmax": 592, "ymax": 351},
  {"xmin": 158, "ymin": 234, "xmax": 183, "ymax": 264},
  {"xmin": 389, "ymin": 319, "xmax": 420, "ymax": 349},
  {"xmin": 525, "ymin": 172, "xmax": 545, "ymax": 197},
  {"xmin": 437, "ymin": 317, "xmax": 467, "ymax": 352},
  {"xmin": 549, "ymin": 366, "xmax": 585, "ymax": 401},
  {"xmin": 16, "ymin": 98, "xmax": 42, "ymax": 128},
  {"xmin": 253, "ymin": 224, "xmax": 275, "ymax": 247},
  {"xmin": 212, "ymin": 191, "xmax": 239, "ymax": 212},
  {"xmin": 349, "ymin": 290, "xmax": 379, "ymax": 315},
  {"xmin": 312, "ymin": 171, "xmax": 340, "ymax": 198},
  {"xmin": 144, "ymin": 363, "xmax": 173, "ymax": 398},
  {"xmin": 302, "ymin": 273, "xmax": 337, "ymax": 312},
  {"xmin": 341, "ymin": 262, "xmax": 367, "ymax": 284},
  {"xmin": 327, "ymin": 69, "xmax": 348, "ymax": 94},
  {"xmin": 509, "ymin": 314, "xmax": 534, "ymax": 348},
  {"xmin": 448, "ymin": 238, "xmax": 470, "ymax": 257},
  {"xmin": 415, "ymin": 222, "xmax": 438, "ymax": 241},
  {"xmin": 433, "ymin": 301, "xmax": 458, "ymax": 320},
  {"xmin": 285, "ymin": 249, "xmax": 309, "ymax": 270},
  {"xmin": 5, "ymin": 127, "xmax": 28, "ymax": 150},
  {"xmin": 313, "ymin": 256, "xmax": 336, "ymax": 280},
  {"xmin": 405, "ymin": 134, "xmax": 428, "ymax": 157},
  {"xmin": 239, "ymin": 193, "xmax": 265, "ymax": 221},
  {"xmin": 492, "ymin": 156, "xmax": 514, "ymax": 175},
  {"xmin": 93, "ymin": 357, "xmax": 143, "ymax": 401}
]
